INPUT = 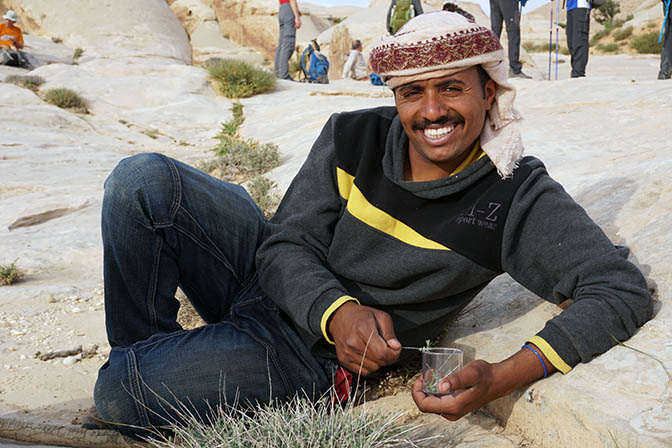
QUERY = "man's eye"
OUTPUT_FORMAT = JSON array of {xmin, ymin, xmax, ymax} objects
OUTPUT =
[
  {"xmin": 442, "ymin": 86, "xmax": 462, "ymax": 95},
  {"xmin": 402, "ymin": 90, "xmax": 421, "ymax": 99}
]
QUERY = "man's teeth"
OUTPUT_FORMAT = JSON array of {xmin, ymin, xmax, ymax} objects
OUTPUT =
[{"xmin": 423, "ymin": 125, "xmax": 455, "ymax": 138}]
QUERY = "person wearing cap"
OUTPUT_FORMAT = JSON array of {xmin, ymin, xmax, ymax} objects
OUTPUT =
[
  {"xmin": 1, "ymin": 10, "xmax": 23, "ymax": 51},
  {"xmin": 0, "ymin": 10, "xmax": 29, "ymax": 68},
  {"xmin": 92, "ymin": 11, "xmax": 652, "ymax": 434},
  {"xmin": 274, "ymin": 0, "xmax": 302, "ymax": 80}
]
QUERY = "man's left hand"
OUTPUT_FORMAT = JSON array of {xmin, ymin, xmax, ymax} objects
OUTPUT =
[
  {"xmin": 411, "ymin": 345, "xmax": 556, "ymax": 420},
  {"xmin": 411, "ymin": 360, "xmax": 499, "ymax": 420}
]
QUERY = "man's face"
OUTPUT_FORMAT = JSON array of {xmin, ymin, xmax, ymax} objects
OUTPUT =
[
  {"xmin": 394, "ymin": 67, "xmax": 495, "ymax": 181},
  {"xmin": 5, "ymin": 19, "xmax": 15, "ymax": 27}
]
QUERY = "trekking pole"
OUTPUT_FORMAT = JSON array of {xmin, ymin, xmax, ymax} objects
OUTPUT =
[
  {"xmin": 548, "ymin": 0, "xmax": 553, "ymax": 80},
  {"xmin": 555, "ymin": 0, "xmax": 561, "ymax": 80}
]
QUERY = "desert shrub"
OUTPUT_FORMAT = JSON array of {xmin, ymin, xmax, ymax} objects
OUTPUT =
[
  {"xmin": 596, "ymin": 42, "xmax": 620, "ymax": 52},
  {"xmin": 0, "ymin": 261, "xmax": 24, "ymax": 286},
  {"xmin": 207, "ymin": 59, "xmax": 275, "ymax": 98},
  {"xmin": 631, "ymin": 31, "xmax": 663, "ymax": 54},
  {"xmin": 43, "ymin": 88, "xmax": 88, "ymax": 113},
  {"xmin": 246, "ymin": 175, "xmax": 282, "ymax": 218},
  {"xmin": 593, "ymin": 0, "xmax": 621, "ymax": 25},
  {"xmin": 590, "ymin": 28, "xmax": 611, "ymax": 46},
  {"xmin": 202, "ymin": 138, "xmax": 280, "ymax": 181},
  {"xmin": 612, "ymin": 26, "xmax": 633, "ymax": 41},
  {"xmin": 522, "ymin": 41, "xmax": 548, "ymax": 53},
  {"xmin": 220, "ymin": 102, "xmax": 245, "ymax": 138},
  {"xmin": 5, "ymin": 75, "xmax": 45, "ymax": 93},
  {"xmin": 73, "ymin": 48, "xmax": 84, "ymax": 61},
  {"xmin": 51, "ymin": 36, "xmax": 63, "ymax": 44},
  {"xmin": 141, "ymin": 128, "xmax": 161, "ymax": 140},
  {"xmin": 146, "ymin": 394, "xmax": 438, "ymax": 448}
]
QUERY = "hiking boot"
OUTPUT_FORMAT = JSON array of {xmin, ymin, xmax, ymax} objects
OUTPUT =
[{"xmin": 509, "ymin": 69, "xmax": 532, "ymax": 79}]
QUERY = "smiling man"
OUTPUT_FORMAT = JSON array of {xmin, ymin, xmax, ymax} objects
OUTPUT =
[{"xmin": 93, "ymin": 11, "xmax": 651, "ymax": 435}]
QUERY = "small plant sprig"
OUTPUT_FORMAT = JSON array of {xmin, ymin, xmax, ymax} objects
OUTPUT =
[{"xmin": 0, "ymin": 260, "xmax": 24, "ymax": 286}]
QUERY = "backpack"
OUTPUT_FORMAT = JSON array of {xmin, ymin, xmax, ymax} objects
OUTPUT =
[
  {"xmin": 369, "ymin": 72, "xmax": 384, "ymax": 86},
  {"xmin": 389, "ymin": 0, "xmax": 415, "ymax": 34},
  {"xmin": 300, "ymin": 42, "xmax": 329, "ymax": 84}
]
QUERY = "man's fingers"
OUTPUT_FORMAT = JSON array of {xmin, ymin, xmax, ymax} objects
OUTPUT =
[
  {"xmin": 411, "ymin": 377, "xmax": 459, "ymax": 415},
  {"xmin": 442, "ymin": 360, "xmax": 482, "ymax": 392}
]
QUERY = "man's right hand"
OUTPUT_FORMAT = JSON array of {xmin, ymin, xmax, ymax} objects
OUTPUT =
[{"xmin": 327, "ymin": 301, "xmax": 401, "ymax": 375}]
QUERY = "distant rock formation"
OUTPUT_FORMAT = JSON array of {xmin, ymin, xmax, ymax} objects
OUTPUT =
[{"xmin": 328, "ymin": 25, "xmax": 352, "ymax": 81}]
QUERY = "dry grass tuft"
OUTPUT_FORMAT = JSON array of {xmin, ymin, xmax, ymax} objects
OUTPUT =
[{"xmin": 0, "ymin": 260, "xmax": 24, "ymax": 286}]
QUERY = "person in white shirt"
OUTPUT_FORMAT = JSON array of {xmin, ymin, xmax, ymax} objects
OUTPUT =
[{"xmin": 342, "ymin": 40, "xmax": 369, "ymax": 80}]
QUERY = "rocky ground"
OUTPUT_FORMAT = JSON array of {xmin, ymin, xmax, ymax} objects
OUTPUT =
[{"xmin": 1, "ymin": 1, "xmax": 671, "ymax": 447}]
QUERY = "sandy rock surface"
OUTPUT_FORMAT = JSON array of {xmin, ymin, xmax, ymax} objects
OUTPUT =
[{"xmin": 1, "ymin": 1, "xmax": 672, "ymax": 447}]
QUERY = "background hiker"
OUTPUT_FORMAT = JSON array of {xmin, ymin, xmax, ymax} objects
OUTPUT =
[
  {"xmin": 342, "ymin": 39, "xmax": 369, "ymax": 80},
  {"xmin": 0, "ymin": 10, "xmax": 29, "ymax": 68},
  {"xmin": 91, "ymin": 11, "xmax": 652, "ymax": 437},
  {"xmin": 566, "ymin": 0, "xmax": 591, "ymax": 78},
  {"xmin": 386, "ymin": 0, "xmax": 424, "ymax": 35},
  {"xmin": 274, "ymin": 0, "xmax": 301, "ymax": 80},
  {"xmin": 300, "ymin": 39, "xmax": 329, "ymax": 83},
  {"xmin": 489, "ymin": 0, "xmax": 531, "ymax": 78},
  {"xmin": 659, "ymin": 0, "xmax": 671, "ymax": 79}
]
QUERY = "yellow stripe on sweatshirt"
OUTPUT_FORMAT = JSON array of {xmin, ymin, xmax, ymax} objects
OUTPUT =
[
  {"xmin": 527, "ymin": 335, "xmax": 572, "ymax": 374},
  {"xmin": 337, "ymin": 168, "xmax": 450, "ymax": 251}
]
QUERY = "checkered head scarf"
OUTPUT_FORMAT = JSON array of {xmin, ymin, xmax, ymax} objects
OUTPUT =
[{"xmin": 370, "ymin": 11, "xmax": 524, "ymax": 178}]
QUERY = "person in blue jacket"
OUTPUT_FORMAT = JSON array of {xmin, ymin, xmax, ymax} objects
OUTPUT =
[{"xmin": 566, "ymin": 0, "xmax": 591, "ymax": 78}]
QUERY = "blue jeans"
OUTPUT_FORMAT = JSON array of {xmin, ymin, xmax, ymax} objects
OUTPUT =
[{"xmin": 94, "ymin": 153, "xmax": 335, "ymax": 436}]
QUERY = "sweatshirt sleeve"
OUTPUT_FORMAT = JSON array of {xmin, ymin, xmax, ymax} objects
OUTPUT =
[
  {"xmin": 256, "ymin": 113, "xmax": 352, "ymax": 342},
  {"xmin": 501, "ymin": 162, "xmax": 653, "ymax": 372}
]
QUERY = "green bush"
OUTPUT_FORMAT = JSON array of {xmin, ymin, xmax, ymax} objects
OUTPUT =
[
  {"xmin": 631, "ymin": 31, "xmax": 664, "ymax": 54},
  {"xmin": 73, "ymin": 48, "xmax": 84, "ymax": 60},
  {"xmin": 0, "ymin": 261, "xmax": 24, "ymax": 286},
  {"xmin": 612, "ymin": 26, "xmax": 633, "ymax": 41},
  {"xmin": 590, "ymin": 28, "xmax": 611, "ymax": 46},
  {"xmin": 593, "ymin": 0, "xmax": 621, "ymax": 25},
  {"xmin": 43, "ymin": 88, "xmax": 88, "ymax": 113},
  {"xmin": 596, "ymin": 42, "xmax": 620, "ymax": 52},
  {"xmin": 5, "ymin": 75, "xmax": 45, "ymax": 93},
  {"xmin": 246, "ymin": 175, "xmax": 282, "ymax": 218},
  {"xmin": 207, "ymin": 59, "xmax": 275, "ymax": 98},
  {"xmin": 220, "ymin": 102, "xmax": 245, "ymax": 139}
]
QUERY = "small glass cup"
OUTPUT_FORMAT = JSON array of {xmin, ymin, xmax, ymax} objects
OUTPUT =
[{"xmin": 422, "ymin": 347, "xmax": 463, "ymax": 396}]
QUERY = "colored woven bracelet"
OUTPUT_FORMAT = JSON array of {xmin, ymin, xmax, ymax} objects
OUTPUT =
[{"xmin": 522, "ymin": 344, "xmax": 547, "ymax": 378}]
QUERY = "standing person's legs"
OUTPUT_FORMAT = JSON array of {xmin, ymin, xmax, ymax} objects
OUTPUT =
[
  {"xmin": 489, "ymin": 0, "xmax": 504, "ymax": 39},
  {"xmin": 275, "ymin": 3, "xmax": 296, "ymax": 80},
  {"xmin": 659, "ymin": 3, "xmax": 672, "ymax": 79},
  {"xmin": 95, "ymin": 153, "xmax": 334, "ymax": 436},
  {"xmin": 501, "ymin": 0, "xmax": 522, "ymax": 73},
  {"xmin": 566, "ymin": 8, "xmax": 575, "ymax": 62},
  {"xmin": 568, "ymin": 8, "xmax": 590, "ymax": 77}
]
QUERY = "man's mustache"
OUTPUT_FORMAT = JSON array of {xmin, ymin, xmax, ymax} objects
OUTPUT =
[{"xmin": 412, "ymin": 115, "xmax": 464, "ymax": 130}]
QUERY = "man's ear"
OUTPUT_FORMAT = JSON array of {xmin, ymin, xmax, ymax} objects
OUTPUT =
[{"xmin": 484, "ymin": 79, "xmax": 496, "ymax": 111}]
